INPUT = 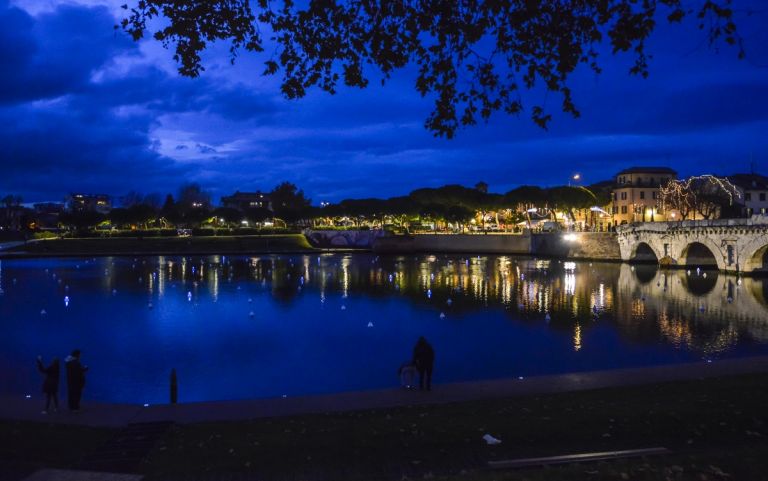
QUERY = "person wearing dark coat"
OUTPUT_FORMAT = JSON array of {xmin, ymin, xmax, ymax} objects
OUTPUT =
[
  {"xmin": 36, "ymin": 356, "xmax": 59, "ymax": 414},
  {"xmin": 65, "ymin": 349, "xmax": 88, "ymax": 411},
  {"xmin": 412, "ymin": 337, "xmax": 435, "ymax": 391}
]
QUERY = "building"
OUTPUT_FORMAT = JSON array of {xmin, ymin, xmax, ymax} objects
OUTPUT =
[
  {"xmin": 612, "ymin": 167, "xmax": 677, "ymax": 225},
  {"xmin": 221, "ymin": 191, "xmax": 272, "ymax": 211},
  {"xmin": 65, "ymin": 194, "xmax": 112, "ymax": 214},
  {"xmin": 726, "ymin": 173, "xmax": 768, "ymax": 217}
]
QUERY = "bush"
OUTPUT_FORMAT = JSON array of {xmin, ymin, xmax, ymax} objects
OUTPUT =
[{"xmin": 33, "ymin": 231, "xmax": 58, "ymax": 240}]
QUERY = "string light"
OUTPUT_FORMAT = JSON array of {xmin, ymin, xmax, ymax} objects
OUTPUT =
[{"xmin": 660, "ymin": 175, "xmax": 741, "ymax": 219}]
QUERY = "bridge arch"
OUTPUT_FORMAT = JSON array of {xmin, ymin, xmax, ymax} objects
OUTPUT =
[
  {"xmin": 740, "ymin": 235, "xmax": 768, "ymax": 273},
  {"xmin": 677, "ymin": 239, "xmax": 723, "ymax": 270},
  {"xmin": 631, "ymin": 241, "xmax": 660, "ymax": 263}
]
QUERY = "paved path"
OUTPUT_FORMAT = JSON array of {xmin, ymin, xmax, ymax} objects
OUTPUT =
[
  {"xmin": 0, "ymin": 241, "xmax": 25, "ymax": 251},
  {"xmin": 4, "ymin": 356, "xmax": 768, "ymax": 428}
]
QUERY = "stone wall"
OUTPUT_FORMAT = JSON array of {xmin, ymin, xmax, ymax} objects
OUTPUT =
[
  {"xmin": 372, "ymin": 232, "xmax": 621, "ymax": 260},
  {"xmin": 531, "ymin": 233, "xmax": 622, "ymax": 260}
]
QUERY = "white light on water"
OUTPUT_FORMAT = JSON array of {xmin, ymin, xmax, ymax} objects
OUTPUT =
[{"xmin": 564, "ymin": 262, "xmax": 576, "ymax": 271}]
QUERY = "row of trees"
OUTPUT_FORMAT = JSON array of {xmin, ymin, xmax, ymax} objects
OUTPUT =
[
  {"xmin": 49, "ymin": 181, "xmax": 610, "ymax": 233},
  {"xmin": 320, "ymin": 183, "xmax": 612, "ymax": 230}
]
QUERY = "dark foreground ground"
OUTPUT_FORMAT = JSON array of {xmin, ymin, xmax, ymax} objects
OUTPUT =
[{"xmin": 2, "ymin": 372, "xmax": 767, "ymax": 481}]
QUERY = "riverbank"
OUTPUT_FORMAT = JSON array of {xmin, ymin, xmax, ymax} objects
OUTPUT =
[
  {"xmin": 373, "ymin": 232, "xmax": 622, "ymax": 261},
  {"xmin": 0, "ymin": 234, "xmax": 318, "ymax": 258},
  {"xmin": 3, "ymin": 361, "xmax": 768, "ymax": 480}
]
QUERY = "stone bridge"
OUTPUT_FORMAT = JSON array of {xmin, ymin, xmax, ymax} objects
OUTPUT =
[{"xmin": 616, "ymin": 216, "xmax": 768, "ymax": 274}]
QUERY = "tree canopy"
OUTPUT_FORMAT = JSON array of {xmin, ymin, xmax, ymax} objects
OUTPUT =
[{"xmin": 122, "ymin": 0, "xmax": 741, "ymax": 137}]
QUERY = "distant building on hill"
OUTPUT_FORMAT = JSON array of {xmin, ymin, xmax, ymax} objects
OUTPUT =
[
  {"xmin": 65, "ymin": 193, "xmax": 112, "ymax": 214},
  {"xmin": 221, "ymin": 191, "xmax": 272, "ymax": 211},
  {"xmin": 612, "ymin": 167, "xmax": 677, "ymax": 225}
]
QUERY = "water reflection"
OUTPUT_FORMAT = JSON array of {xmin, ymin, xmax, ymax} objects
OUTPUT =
[
  {"xmin": 73, "ymin": 252, "xmax": 768, "ymax": 353},
  {"xmin": 2, "ymin": 254, "xmax": 768, "ymax": 403}
]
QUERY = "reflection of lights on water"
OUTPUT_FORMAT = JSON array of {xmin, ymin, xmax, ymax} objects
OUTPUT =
[
  {"xmin": 564, "ymin": 273, "xmax": 576, "ymax": 295},
  {"xmin": 534, "ymin": 260, "xmax": 549, "ymax": 270},
  {"xmin": 573, "ymin": 323, "xmax": 582, "ymax": 351},
  {"xmin": 564, "ymin": 262, "xmax": 576, "ymax": 271},
  {"xmin": 64, "ymin": 295, "xmax": 69, "ymax": 307}
]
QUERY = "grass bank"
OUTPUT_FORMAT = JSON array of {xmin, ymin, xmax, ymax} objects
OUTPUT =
[
  {"xmin": 3, "ymin": 373, "xmax": 766, "ymax": 480},
  {"xmin": 1, "ymin": 234, "xmax": 317, "ymax": 257},
  {"xmin": 140, "ymin": 372, "xmax": 768, "ymax": 480},
  {"xmin": 0, "ymin": 421, "xmax": 114, "ymax": 480}
]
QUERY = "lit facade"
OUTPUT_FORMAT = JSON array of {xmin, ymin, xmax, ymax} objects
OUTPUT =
[
  {"xmin": 612, "ymin": 167, "xmax": 677, "ymax": 225},
  {"xmin": 65, "ymin": 193, "xmax": 112, "ymax": 214}
]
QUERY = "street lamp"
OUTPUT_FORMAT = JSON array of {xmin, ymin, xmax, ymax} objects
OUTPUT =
[{"xmin": 569, "ymin": 173, "xmax": 581, "ymax": 186}]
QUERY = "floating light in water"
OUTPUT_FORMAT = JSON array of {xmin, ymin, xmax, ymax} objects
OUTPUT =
[
  {"xmin": 427, "ymin": 289, "xmax": 432, "ymax": 299},
  {"xmin": 40, "ymin": 309, "xmax": 46, "ymax": 315},
  {"xmin": 564, "ymin": 262, "xmax": 576, "ymax": 271},
  {"xmin": 703, "ymin": 273, "xmax": 707, "ymax": 278},
  {"xmin": 367, "ymin": 321, "xmax": 373, "ymax": 327},
  {"xmin": 25, "ymin": 394, "xmax": 31, "ymax": 399},
  {"xmin": 143, "ymin": 403, "xmax": 150, "ymax": 407},
  {"xmin": 388, "ymin": 274, "xmax": 393, "ymax": 283},
  {"xmin": 148, "ymin": 302, "xmax": 153, "ymax": 309},
  {"xmin": 341, "ymin": 305, "xmax": 346, "ymax": 310},
  {"xmin": 446, "ymin": 298, "xmax": 452, "ymax": 306},
  {"xmin": 187, "ymin": 291, "xmax": 192, "ymax": 301},
  {"xmin": 518, "ymin": 376, "xmax": 524, "ymax": 380},
  {"xmin": 112, "ymin": 289, "xmax": 117, "ymax": 295},
  {"xmin": 64, "ymin": 296, "xmax": 69, "ymax": 307},
  {"xmin": 544, "ymin": 313, "xmax": 551, "ymax": 321},
  {"xmin": 249, "ymin": 311, "xmax": 255, "ymax": 317},
  {"xmin": 439, "ymin": 313, "xmax": 446, "ymax": 319},
  {"xmin": 248, "ymin": 298, "xmax": 253, "ymax": 303}
]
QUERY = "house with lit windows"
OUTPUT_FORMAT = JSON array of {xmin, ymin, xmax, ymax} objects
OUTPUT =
[
  {"xmin": 612, "ymin": 167, "xmax": 677, "ymax": 225},
  {"xmin": 726, "ymin": 173, "xmax": 768, "ymax": 217}
]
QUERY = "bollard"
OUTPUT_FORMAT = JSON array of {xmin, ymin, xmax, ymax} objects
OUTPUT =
[{"xmin": 170, "ymin": 368, "xmax": 178, "ymax": 404}]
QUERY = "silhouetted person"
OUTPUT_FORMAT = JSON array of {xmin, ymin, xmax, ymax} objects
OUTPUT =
[
  {"xmin": 36, "ymin": 356, "xmax": 59, "ymax": 414},
  {"xmin": 412, "ymin": 337, "xmax": 435, "ymax": 391},
  {"xmin": 65, "ymin": 350, "xmax": 88, "ymax": 411}
]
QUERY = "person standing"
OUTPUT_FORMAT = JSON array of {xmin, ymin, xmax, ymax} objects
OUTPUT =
[
  {"xmin": 412, "ymin": 337, "xmax": 435, "ymax": 391},
  {"xmin": 36, "ymin": 356, "xmax": 59, "ymax": 414},
  {"xmin": 65, "ymin": 350, "xmax": 88, "ymax": 411}
]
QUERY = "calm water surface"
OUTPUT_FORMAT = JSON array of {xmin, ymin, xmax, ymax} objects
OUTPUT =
[{"xmin": 1, "ymin": 254, "xmax": 767, "ymax": 404}]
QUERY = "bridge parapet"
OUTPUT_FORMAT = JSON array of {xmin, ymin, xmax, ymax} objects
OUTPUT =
[{"xmin": 616, "ymin": 216, "xmax": 768, "ymax": 274}]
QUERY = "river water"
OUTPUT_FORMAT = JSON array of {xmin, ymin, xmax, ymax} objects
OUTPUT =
[{"xmin": 1, "ymin": 254, "xmax": 767, "ymax": 404}]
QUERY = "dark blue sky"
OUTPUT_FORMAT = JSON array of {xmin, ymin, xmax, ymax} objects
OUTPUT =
[{"xmin": 1, "ymin": 0, "xmax": 767, "ymax": 205}]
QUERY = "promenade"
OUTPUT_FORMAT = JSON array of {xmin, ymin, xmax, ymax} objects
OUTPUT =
[{"xmin": 4, "ymin": 355, "xmax": 768, "ymax": 427}]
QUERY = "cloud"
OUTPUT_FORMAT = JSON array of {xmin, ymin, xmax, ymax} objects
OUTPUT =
[{"xmin": 1, "ymin": 0, "xmax": 767, "ymax": 204}]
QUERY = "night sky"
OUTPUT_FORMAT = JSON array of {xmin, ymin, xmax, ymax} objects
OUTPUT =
[{"xmin": 1, "ymin": 0, "xmax": 767, "ymax": 205}]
